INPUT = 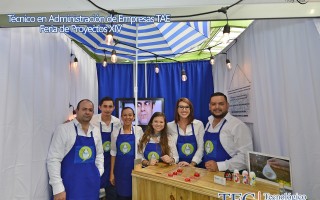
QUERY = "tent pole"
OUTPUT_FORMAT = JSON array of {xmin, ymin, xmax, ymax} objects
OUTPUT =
[
  {"xmin": 145, "ymin": 62, "xmax": 147, "ymax": 97},
  {"xmin": 134, "ymin": 23, "xmax": 139, "ymax": 159}
]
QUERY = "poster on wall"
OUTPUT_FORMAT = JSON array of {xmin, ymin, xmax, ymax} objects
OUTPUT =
[{"xmin": 228, "ymin": 85, "xmax": 252, "ymax": 123}]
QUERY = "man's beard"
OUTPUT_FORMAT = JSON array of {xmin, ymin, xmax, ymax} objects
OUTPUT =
[{"xmin": 211, "ymin": 110, "xmax": 228, "ymax": 119}]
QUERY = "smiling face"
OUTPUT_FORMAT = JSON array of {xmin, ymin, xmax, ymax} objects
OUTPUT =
[
  {"xmin": 152, "ymin": 116, "xmax": 165, "ymax": 133},
  {"xmin": 137, "ymin": 100, "xmax": 154, "ymax": 125},
  {"xmin": 177, "ymin": 101, "xmax": 191, "ymax": 119},
  {"xmin": 121, "ymin": 108, "xmax": 135, "ymax": 126},
  {"xmin": 209, "ymin": 95, "xmax": 229, "ymax": 119}
]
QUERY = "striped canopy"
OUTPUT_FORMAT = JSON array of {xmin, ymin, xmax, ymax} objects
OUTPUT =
[{"xmin": 67, "ymin": 22, "xmax": 210, "ymax": 61}]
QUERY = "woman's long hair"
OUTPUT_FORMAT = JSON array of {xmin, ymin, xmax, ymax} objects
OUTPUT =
[{"xmin": 138, "ymin": 112, "xmax": 170, "ymax": 156}]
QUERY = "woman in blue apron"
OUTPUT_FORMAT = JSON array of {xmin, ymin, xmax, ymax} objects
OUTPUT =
[
  {"xmin": 138, "ymin": 112, "xmax": 177, "ymax": 167},
  {"xmin": 61, "ymin": 124, "xmax": 100, "ymax": 200},
  {"xmin": 110, "ymin": 107, "xmax": 143, "ymax": 200},
  {"xmin": 167, "ymin": 98, "xmax": 204, "ymax": 167}
]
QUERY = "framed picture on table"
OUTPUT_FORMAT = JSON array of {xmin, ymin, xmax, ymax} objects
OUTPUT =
[{"xmin": 247, "ymin": 151, "xmax": 292, "ymax": 190}]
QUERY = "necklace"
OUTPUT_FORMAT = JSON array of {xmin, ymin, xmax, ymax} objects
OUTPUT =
[{"xmin": 150, "ymin": 132, "xmax": 161, "ymax": 137}]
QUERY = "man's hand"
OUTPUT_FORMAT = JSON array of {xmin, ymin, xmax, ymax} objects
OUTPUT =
[
  {"xmin": 205, "ymin": 160, "xmax": 219, "ymax": 172},
  {"xmin": 54, "ymin": 191, "xmax": 66, "ymax": 200}
]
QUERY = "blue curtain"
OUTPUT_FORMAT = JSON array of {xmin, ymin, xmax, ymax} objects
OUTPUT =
[
  {"xmin": 96, "ymin": 60, "xmax": 214, "ymax": 124},
  {"xmin": 147, "ymin": 60, "xmax": 214, "ymax": 124}
]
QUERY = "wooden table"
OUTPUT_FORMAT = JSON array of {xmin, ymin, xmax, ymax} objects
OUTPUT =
[{"xmin": 132, "ymin": 163, "xmax": 279, "ymax": 200}]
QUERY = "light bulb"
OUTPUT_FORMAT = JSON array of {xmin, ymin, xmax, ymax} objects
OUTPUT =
[
  {"xmin": 181, "ymin": 69, "xmax": 187, "ymax": 81},
  {"xmin": 73, "ymin": 56, "xmax": 78, "ymax": 68},
  {"xmin": 105, "ymin": 32, "xmax": 114, "ymax": 45},
  {"xmin": 103, "ymin": 56, "xmax": 107, "ymax": 67},
  {"xmin": 222, "ymin": 24, "xmax": 230, "ymax": 44},
  {"xmin": 182, "ymin": 74, "xmax": 187, "ymax": 81},
  {"xmin": 210, "ymin": 56, "xmax": 215, "ymax": 65},
  {"xmin": 111, "ymin": 50, "xmax": 117, "ymax": 63},
  {"xmin": 222, "ymin": 33, "xmax": 230, "ymax": 44},
  {"xmin": 155, "ymin": 64, "xmax": 159, "ymax": 73},
  {"xmin": 226, "ymin": 59, "xmax": 232, "ymax": 70}
]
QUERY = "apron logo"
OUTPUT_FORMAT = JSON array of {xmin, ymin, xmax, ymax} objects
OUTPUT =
[
  {"xmin": 103, "ymin": 141, "xmax": 111, "ymax": 152},
  {"xmin": 120, "ymin": 142, "xmax": 131, "ymax": 154},
  {"xmin": 79, "ymin": 146, "xmax": 93, "ymax": 161},
  {"xmin": 181, "ymin": 143, "xmax": 194, "ymax": 156},
  {"xmin": 147, "ymin": 152, "xmax": 160, "ymax": 160},
  {"xmin": 205, "ymin": 141, "xmax": 214, "ymax": 154}
]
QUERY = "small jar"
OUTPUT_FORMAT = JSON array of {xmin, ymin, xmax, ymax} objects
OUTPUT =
[
  {"xmin": 224, "ymin": 170, "xmax": 233, "ymax": 181},
  {"xmin": 233, "ymin": 169, "xmax": 240, "ymax": 183},
  {"xmin": 249, "ymin": 171, "xmax": 256, "ymax": 186},
  {"xmin": 242, "ymin": 170, "xmax": 249, "ymax": 184}
]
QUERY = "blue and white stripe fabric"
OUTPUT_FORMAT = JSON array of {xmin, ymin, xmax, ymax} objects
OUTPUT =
[{"xmin": 67, "ymin": 21, "xmax": 210, "ymax": 61}]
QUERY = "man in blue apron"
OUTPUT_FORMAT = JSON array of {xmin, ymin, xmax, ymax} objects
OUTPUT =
[
  {"xmin": 203, "ymin": 92, "xmax": 253, "ymax": 172},
  {"xmin": 91, "ymin": 97, "xmax": 121, "ymax": 200},
  {"xmin": 47, "ymin": 99, "xmax": 104, "ymax": 200}
]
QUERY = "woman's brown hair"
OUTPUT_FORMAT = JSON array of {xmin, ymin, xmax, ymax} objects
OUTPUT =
[{"xmin": 138, "ymin": 112, "xmax": 170, "ymax": 156}]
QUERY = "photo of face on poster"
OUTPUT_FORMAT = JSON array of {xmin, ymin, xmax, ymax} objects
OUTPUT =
[{"xmin": 117, "ymin": 98, "xmax": 164, "ymax": 126}]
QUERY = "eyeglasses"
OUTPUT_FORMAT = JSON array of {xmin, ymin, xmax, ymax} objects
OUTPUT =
[{"xmin": 178, "ymin": 105, "xmax": 190, "ymax": 110}]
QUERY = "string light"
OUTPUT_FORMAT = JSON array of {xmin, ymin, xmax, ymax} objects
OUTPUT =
[
  {"xmin": 181, "ymin": 68, "xmax": 187, "ymax": 81},
  {"xmin": 222, "ymin": 24, "xmax": 230, "ymax": 44},
  {"xmin": 155, "ymin": 63, "xmax": 159, "ymax": 73},
  {"xmin": 70, "ymin": 54, "xmax": 78, "ymax": 68},
  {"xmin": 111, "ymin": 50, "xmax": 117, "ymax": 63},
  {"xmin": 105, "ymin": 31, "xmax": 114, "ymax": 45},
  {"xmin": 226, "ymin": 58, "xmax": 232, "ymax": 70},
  {"xmin": 209, "ymin": 47, "xmax": 215, "ymax": 65},
  {"xmin": 154, "ymin": 56, "xmax": 159, "ymax": 73},
  {"xmin": 102, "ymin": 49, "xmax": 107, "ymax": 67}
]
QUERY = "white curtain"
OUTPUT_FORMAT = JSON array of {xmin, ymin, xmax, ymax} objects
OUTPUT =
[
  {"xmin": 213, "ymin": 19, "xmax": 320, "ymax": 198},
  {"xmin": 0, "ymin": 27, "xmax": 98, "ymax": 199}
]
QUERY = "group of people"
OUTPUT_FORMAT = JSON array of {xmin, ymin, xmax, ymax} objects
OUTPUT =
[{"xmin": 47, "ymin": 92, "xmax": 253, "ymax": 200}]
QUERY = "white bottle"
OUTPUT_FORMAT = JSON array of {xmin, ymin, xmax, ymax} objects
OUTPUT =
[
  {"xmin": 249, "ymin": 171, "xmax": 256, "ymax": 186},
  {"xmin": 233, "ymin": 169, "xmax": 240, "ymax": 183},
  {"xmin": 242, "ymin": 170, "xmax": 249, "ymax": 184}
]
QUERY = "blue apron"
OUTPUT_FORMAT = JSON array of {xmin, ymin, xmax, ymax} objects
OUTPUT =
[
  {"xmin": 61, "ymin": 124, "xmax": 100, "ymax": 200},
  {"xmin": 143, "ymin": 141, "xmax": 162, "ymax": 162},
  {"xmin": 176, "ymin": 123, "xmax": 197, "ymax": 163},
  {"xmin": 100, "ymin": 122, "xmax": 113, "ymax": 188},
  {"xmin": 202, "ymin": 120, "xmax": 231, "ymax": 163},
  {"xmin": 114, "ymin": 128, "xmax": 135, "ymax": 197}
]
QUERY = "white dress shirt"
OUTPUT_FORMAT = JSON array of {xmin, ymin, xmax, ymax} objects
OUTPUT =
[
  {"xmin": 167, "ymin": 119, "xmax": 204, "ymax": 164},
  {"xmin": 110, "ymin": 125, "xmax": 144, "ymax": 157},
  {"xmin": 136, "ymin": 134, "xmax": 179, "ymax": 163},
  {"xmin": 91, "ymin": 114, "xmax": 121, "ymax": 132},
  {"xmin": 205, "ymin": 113, "xmax": 253, "ymax": 171},
  {"xmin": 47, "ymin": 119, "xmax": 104, "ymax": 195}
]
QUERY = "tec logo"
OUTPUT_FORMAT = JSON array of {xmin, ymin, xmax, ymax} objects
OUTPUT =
[
  {"xmin": 79, "ymin": 146, "xmax": 92, "ymax": 161},
  {"xmin": 147, "ymin": 152, "xmax": 160, "ymax": 160},
  {"xmin": 120, "ymin": 142, "xmax": 131, "ymax": 154},
  {"xmin": 205, "ymin": 140, "xmax": 214, "ymax": 154},
  {"xmin": 218, "ymin": 192, "xmax": 258, "ymax": 200},
  {"xmin": 103, "ymin": 141, "xmax": 111, "ymax": 152},
  {"xmin": 181, "ymin": 143, "xmax": 194, "ymax": 156}
]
